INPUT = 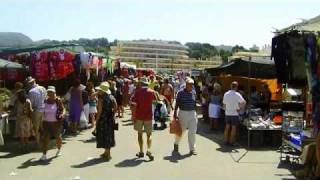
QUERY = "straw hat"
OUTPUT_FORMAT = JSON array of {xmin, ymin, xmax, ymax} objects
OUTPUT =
[{"xmin": 95, "ymin": 82, "xmax": 111, "ymax": 94}]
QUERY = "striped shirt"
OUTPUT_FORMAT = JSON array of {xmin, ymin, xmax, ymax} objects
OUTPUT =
[
  {"xmin": 28, "ymin": 85, "xmax": 47, "ymax": 112},
  {"xmin": 176, "ymin": 89, "xmax": 196, "ymax": 111}
]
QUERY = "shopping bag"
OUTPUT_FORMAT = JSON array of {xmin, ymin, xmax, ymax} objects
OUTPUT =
[
  {"xmin": 79, "ymin": 111, "xmax": 89, "ymax": 129},
  {"xmin": 170, "ymin": 118, "xmax": 182, "ymax": 136},
  {"xmin": 0, "ymin": 130, "xmax": 4, "ymax": 146}
]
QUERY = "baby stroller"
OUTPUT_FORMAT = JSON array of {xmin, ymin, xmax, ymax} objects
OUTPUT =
[{"xmin": 153, "ymin": 101, "xmax": 169, "ymax": 130}]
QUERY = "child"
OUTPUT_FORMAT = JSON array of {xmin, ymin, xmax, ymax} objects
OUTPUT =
[{"xmin": 153, "ymin": 94, "xmax": 169, "ymax": 130}]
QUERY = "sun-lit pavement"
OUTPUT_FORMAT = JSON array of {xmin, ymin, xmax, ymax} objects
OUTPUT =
[{"xmin": 0, "ymin": 108, "xmax": 295, "ymax": 180}]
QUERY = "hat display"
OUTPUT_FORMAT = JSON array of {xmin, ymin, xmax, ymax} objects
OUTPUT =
[
  {"xmin": 139, "ymin": 77, "xmax": 149, "ymax": 86},
  {"xmin": 95, "ymin": 82, "xmax": 111, "ymax": 95},
  {"xmin": 47, "ymin": 86, "xmax": 56, "ymax": 93}
]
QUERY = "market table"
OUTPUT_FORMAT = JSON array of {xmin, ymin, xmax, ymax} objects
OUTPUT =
[{"xmin": 242, "ymin": 118, "xmax": 282, "ymax": 148}]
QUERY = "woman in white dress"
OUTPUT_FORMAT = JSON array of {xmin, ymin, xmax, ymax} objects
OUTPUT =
[{"xmin": 208, "ymin": 86, "xmax": 222, "ymax": 131}]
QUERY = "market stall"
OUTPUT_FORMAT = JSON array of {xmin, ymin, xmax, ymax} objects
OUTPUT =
[
  {"xmin": 206, "ymin": 57, "xmax": 283, "ymax": 148},
  {"xmin": 271, "ymin": 29, "xmax": 319, "ymax": 163}
]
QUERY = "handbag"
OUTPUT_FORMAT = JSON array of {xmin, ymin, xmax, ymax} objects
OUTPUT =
[
  {"xmin": 55, "ymin": 98, "xmax": 64, "ymax": 121},
  {"xmin": 169, "ymin": 118, "xmax": 182, "ymax": 136}
]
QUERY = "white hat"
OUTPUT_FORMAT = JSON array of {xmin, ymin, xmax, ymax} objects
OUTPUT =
[
  {"xmin": 186, "ymin": 78, "xmax": 194, "ymax": 84},
  {"xmin": 47, "ymin": 86, "xmax": 56, "ymax": 93}
]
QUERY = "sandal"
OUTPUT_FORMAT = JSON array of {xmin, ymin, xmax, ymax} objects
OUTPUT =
[
  {"xmin": 136, "ymin": 152, "xmax": 144, "ymax": 158},
  {"xmin": 146, "ymin": 151, "xmax": 154, "ymax": 161},
  {"xmin": 100, "ymin": 153, "xmax": 112, "ymax": 160}
]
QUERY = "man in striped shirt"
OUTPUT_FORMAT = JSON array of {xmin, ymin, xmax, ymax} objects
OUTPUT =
[
  {"xmin": 173, "ymin": 77, "xmax": 198, "ymax": 155},
  {"xmin": 25, "ymin": 77, "xmax": 47, "ymax": 147}
]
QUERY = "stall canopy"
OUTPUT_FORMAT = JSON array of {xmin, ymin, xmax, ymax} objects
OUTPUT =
[
  {"xmin": 0, "ymin": 58, "xmax": 24, "ymax": 69},
  {"xmin": 278, "ymin": 15, "xmax": 320, "ymax": 33},
  {"xmin": 0, "ymin": 43, "xmax": 84, "ymax": 54},
  {"xmin": 205, "ymin": 58, "xmax": 276, "ymax": 79}
]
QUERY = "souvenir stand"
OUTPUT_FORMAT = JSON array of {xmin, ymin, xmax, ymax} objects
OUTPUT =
[{"xmin": 271, "ymin": 29, "xmax": 319, "ymax": 163}]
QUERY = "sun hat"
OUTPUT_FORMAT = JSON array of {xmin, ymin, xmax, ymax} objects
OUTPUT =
[
  {"xmin": 95, "ymin": 82, "xmax": 111, "ymax": 94},
  {"xmin": 47, "ymin": 86, "xmax": 56, "ymax": 93}
]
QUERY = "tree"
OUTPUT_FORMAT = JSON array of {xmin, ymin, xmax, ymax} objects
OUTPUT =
[
  {"xmin": 185, "ymin": 42, "xmax": 219, "ymax": 59},
  {"xmin": 232, "ymin": 45, "xmax": 247, "ymax": 53},
  {"xmin": 219, "ymin": 49, "xmax": 232, "ymax": 64}
]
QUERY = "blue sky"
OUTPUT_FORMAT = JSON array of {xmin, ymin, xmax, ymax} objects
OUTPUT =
[{"xmin": 0, "ymin": 0, "xmax": 319, "ymax": 48}]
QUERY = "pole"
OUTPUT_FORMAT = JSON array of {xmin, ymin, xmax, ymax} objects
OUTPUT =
[{"xmin": 156, "ymin": 51, "xmax": 158, "ymax": 73}]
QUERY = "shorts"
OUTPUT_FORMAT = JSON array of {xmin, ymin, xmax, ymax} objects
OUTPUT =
[
  {"xmin": 225, "ymin": 116, "xmax": 240, "ymax": 126},
  {"xmin": 42, "ymin": 121, "xmax": 62, "ymax": 138},
  {"xmin": 32, "ymin": 111, "xmax": 43, "ymax": 132},
  {"xmin": 134, "ymin": 120, "xmax": 152, "ymax": 134}
]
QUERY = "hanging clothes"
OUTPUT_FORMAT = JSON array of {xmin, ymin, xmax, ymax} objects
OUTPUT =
[
  {"xmin": 31, "ymin": 51, "xmax": 49, "ymax": 82},
  {"xmin": 50, "ymin": 49, "xmax": 75, "ymax": 80}
]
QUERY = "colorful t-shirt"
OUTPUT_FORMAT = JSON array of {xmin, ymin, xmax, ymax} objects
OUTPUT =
[{"xmin": 132, "ymin": 87, "xmax": 156, "ymax": 121}]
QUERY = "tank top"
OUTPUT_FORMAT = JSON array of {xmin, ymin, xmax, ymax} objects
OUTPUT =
[{"xmin": 44, "ymin": 102, "xmax": 58, "ymax": 122}]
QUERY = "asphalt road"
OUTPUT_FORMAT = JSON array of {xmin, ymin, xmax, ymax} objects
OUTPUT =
[{"xmin": 0, "ymin": 108, "xmax": 295, "ymax": 180}]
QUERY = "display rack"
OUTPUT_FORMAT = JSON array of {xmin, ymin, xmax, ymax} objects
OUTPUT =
[{"xmin": 279, "ymin": 101, "xmax": 305, "ymax": 163}]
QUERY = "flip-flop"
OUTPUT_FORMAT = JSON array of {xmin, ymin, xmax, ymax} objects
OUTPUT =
[{"xmin": 146, "ymin": 151, "xmax": 154, "ymax": 161}]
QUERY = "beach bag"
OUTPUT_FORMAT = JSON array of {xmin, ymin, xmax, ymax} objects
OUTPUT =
[{"xmin": 170, "ymin": 118, "xmax": 182, "ymax": 136}]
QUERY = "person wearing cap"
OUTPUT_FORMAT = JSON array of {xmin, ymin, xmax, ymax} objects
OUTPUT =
[
  {"xmin": 223, "ymin": 81, "xmax": 246, "ymax": 146},
  {"xmin": 173, "ymin": 77, "xmax": 198, "ymax": 155},
  {"xmin": 131, "ymin": 77, "xmax": 156, "ymax": 160},
  {"xmin": 95, "ymin": 82, "xmax": 117, "ymax": 160},
  {"xmin": 40, "ymin": 86, "xmax": 65, "ymax": 161},
  {"xmin": 24, "ymin": 76, "xmax": 47, "ymax": 147}
]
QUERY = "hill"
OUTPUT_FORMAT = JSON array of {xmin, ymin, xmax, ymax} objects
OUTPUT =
[{"xmin": 0, "ymin": 32, "xmax": 33, "ymax": 48}]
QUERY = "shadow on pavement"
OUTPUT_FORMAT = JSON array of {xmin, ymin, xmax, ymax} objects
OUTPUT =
[
  {"xmin": 0, "ymin": 151, "xmax": 25, "ymax": 159},
  {"xmin": 163, "ymin": 151, "xmax": 192, "ymax": 163},
  {"xmin": 78, "ymin": 137, "xmax": 96, "ymax": 143},
  {"xmin": 71, "ymin": 157, "xmax": 109, "ymax": 168},
  {"xmin": 121, "ymin": 120, "xmax": 132, "ymax": 123},
  {"xmin": 18, "ymin": 157, "xmax": 57, "ymax": 169},
  {"xmin": 122, "ymin": 122, "xmax": 133, "ymax": 126},
  {"xmin": 115, "ymin": 157, "xmax": 149, "ymax": 167}
]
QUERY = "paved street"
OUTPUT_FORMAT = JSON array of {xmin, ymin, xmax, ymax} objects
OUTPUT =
[{"xmin": 0, "ymin": 108, "xmax": 295, "ymax": 180}]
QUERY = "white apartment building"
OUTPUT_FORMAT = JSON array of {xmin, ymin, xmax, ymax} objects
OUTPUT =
[{"xmin": 109, "ymin": 40, "xmax": 222, "ymax": 73}]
